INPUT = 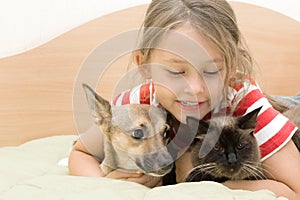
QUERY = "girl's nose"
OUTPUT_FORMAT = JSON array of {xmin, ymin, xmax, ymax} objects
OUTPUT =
[{"xmin": 184, "ymin": 72, "xmax": 206, "ymax": 95}]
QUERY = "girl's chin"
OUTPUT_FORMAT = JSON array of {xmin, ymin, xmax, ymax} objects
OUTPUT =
[{"xmin": 174, "ymin": 106, "xmax": 210, "ymax": 123}]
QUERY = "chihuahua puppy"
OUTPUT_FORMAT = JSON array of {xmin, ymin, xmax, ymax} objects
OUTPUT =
[{"xmin": 82, "ymin": 84, "xmax": 173, "ymax": 177}]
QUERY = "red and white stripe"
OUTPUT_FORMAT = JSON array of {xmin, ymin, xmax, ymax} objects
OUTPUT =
[
  {"xmin": 112, "ymin": 81, "xmax": 156, "ymax": 106},
  {"xmin": 229, "ymin": 78, "xmax": 297, "ymax": 161}
]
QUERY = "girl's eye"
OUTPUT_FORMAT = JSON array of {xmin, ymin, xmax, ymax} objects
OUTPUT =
[
  {"xmin": 166, "ymin": 69, "xmax": 184, "ymax": 75},
  {"xmin": 202, "ymin": 65, "xmax": 222, "ymax": 75},
  {"xmin": 203, "ymin": 70, "xmax": 219, "ymax": 75},
  {"xmin": 132, "ymin": 129, "xmax": 144, "ymax": 139}
]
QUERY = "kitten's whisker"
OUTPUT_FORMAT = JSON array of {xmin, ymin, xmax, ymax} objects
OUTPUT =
[
  {"xmin": 187, "ymin": 163, "xmax": 218, "ymax": 181},
  {"xmin": 258, "ymin": 162, "xmax": 276, "ymax": 179},
  {"xmin": 261, "ymin": 169, "xmax": 274, "ymax": 179},
  {"xmin": 242, "ymin": 163, "xmax": 266, "ymax": 180},
  {"xmin": 243, "ymin": 163, "xmax": 262, "ymax": 175},
  {"xmin": 243, "ymin": 161, "xmax": 266, "ymax": 179},
  {"xmin": 190, "ymin": 163, "xmax": 217, "ymax": 172},
  {"xmin": 214, "ymin": 167, "xmax": 225, "ymax": 178},
  {"xmin": 241, "ymin": 164, "xmax": 259, "ymax": 180}
]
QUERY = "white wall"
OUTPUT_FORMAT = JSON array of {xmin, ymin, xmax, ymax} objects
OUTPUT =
[
  {"xmin": 0, "ymin": 0, "xmax": 299, "ymax": 58},
  {"xmin": 231, "ymin": 0, "xmax": 300, "ymax": 22}
]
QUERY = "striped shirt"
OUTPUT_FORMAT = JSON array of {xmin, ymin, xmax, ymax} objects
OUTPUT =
[{"xmin": 113, "ymin": 80, "xmax": 297, "ymax": 161}]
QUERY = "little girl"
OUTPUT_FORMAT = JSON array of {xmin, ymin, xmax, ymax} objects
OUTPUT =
[{"xmin": 69, "ymin": 0, "xmax": 300, "ymax": 199}]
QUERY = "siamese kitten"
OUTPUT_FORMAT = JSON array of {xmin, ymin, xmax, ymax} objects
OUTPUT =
[{"xmin": 185, "ymin": 107, "xmax": 265, "ymax": 182}]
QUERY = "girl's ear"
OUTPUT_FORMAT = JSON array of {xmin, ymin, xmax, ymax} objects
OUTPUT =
[
  {"xmin": 133, "ymin": 50, "xmax": 144, "ymax": 66},
  {"xmin": 133, "ymin": 50, "xmax": 152, "ymax": 79}
]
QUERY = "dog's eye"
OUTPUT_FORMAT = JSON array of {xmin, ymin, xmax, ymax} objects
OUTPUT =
[
  {"xmin": 163, "ymin": 125, "xmax": 170, "ymax": 138},
  {"xmin": 164, "ymin": 131, "xmax": 169, "ymax": 139},
  {"xmin": 132, "ymin": 129, "xmax": 144, "ymax": 139}
]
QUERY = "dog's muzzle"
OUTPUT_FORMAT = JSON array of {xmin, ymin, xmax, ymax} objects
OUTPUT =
[{"xmin": 136, "ymin": 150, "xmax": 174, "ymax": 176}]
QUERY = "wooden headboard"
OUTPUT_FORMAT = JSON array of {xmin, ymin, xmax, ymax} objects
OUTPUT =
[{"xmin": 0, "ymin": 2, "xmax": 299, "ymax": 146}]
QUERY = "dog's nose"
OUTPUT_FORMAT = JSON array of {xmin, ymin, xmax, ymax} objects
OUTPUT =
[
  {"xmin": 141, "ymin": 150, "xmax": 174, "ymax": 172},
  {"xmin": 155, "ymin": 151, "xmax": 173, "ymax": 166}
]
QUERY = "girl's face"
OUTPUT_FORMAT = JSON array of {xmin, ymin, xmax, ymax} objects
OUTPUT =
[{"xmin": 140, "ymin": 23, "xmax": 227, "ymax": 123}]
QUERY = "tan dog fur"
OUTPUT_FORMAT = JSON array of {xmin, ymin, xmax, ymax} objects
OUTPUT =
[{"xmin": 82, "ymin": 84, "xmax": 173, "ymax": 176}]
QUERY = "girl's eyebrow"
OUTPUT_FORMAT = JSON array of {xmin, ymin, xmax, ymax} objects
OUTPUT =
[
  {"xmin": 205, "ymin": 58, "xmax": 224, "ymax": 64},
  {"xmin": 163, "ymin": 58, "xmax": 223, "ymax": 64},
  {"xmin": 163, "ymin": 58, "xmax": 187, "ymax": 63}
]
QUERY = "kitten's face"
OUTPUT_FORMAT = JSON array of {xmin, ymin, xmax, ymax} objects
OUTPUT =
[{"xmin": 186, "ymin": 107, "xmax": 264, "ymax": 181}]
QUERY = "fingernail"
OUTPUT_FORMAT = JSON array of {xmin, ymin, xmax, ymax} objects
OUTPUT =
[{"xmin": 136, "ymin": 171, "xmax": 143, "ymax": 175}]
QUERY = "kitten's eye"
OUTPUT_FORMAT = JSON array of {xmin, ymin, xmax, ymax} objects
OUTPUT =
[
  {"xmin": 214, "ymin": 144, "xmax": 224, "ymax": 153},
  {"xmin": 237, "ymin": 141, "xmax": 248, "ymax": 150},
  {"xmin": 214, "ymin": 145, "xmax": 219, "ymax": 151},
  {"xmin": 132, "ymin": 129, "xmax": 144, "ymax": 139}
]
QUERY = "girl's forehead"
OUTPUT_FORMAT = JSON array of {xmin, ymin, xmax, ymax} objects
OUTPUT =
[
  {"xmin": 153, "ymin": 24, "xmax": 222, "ymax": 65},
  {"xmin": 149, "ymin": 49, "xmax": 224, "ymax": 72},
  {"xmin": 151, "ymin": 49, "xmax": 222, "ymax": 64}
]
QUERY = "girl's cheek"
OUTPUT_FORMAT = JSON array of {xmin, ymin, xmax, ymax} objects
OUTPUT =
[
  {"xmin": 152, "ymin": 73, "xmax": 187, "ymax": 95},
  {"xmin": 205, "ymin": 77, "xmax": 225, "ymax": 105}
]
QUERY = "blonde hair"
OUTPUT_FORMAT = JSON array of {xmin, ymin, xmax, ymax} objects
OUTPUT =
[{"xmin": 136, "ymin": 0, "xmax": 254, "ymax": 90}]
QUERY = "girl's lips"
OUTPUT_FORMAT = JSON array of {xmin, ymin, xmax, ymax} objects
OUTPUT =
[{"xmin": 175, "ymin": 100, "xmax": 206, "ymax": 110}]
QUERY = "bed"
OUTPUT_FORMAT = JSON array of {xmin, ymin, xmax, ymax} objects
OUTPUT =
[{"xmin": 0, "ymin": 2, "xmax": 299, "ymax": 199}]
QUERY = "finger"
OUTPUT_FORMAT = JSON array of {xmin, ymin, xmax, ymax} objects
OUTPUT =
[
  {"xmin": 127, "ymin": 174, "xmax": 162, "ymax": 188},
  {"xmin": 105, "ymin": 169, "xmax": 143, "ymax": 179},
  {"xmin": 145, "ymin": 177, "xmax": 163, "ymax": 188}
]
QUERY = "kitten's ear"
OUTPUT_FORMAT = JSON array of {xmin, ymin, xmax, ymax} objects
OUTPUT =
[
  {"xmin": 238, "ymin": 106, "xmax": 263, "ymax": 129},
  {"xmin": 82, "ymin": 83, "xmax": 112, "ymax": 125},
  {"xmin": 186, "ymin": 116, "xmax": 209, "ymax": 137}
]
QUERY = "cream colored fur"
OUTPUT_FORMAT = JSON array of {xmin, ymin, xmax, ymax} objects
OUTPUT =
[{"xmin": 82, "ymin": 84, "xmax": 173, "ymax": 176}]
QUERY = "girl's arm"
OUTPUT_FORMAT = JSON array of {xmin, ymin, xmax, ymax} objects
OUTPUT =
[
  {"xmin": 223, "ymin": 140, "xmax": 300, "ymax": 200},
  {"xmin": 68, "ymin": 124, "xmax": 105, "ymax": 176},
  {"xmin": 68, "ymin": 138, "xmax": 105, "ymax": 177}
]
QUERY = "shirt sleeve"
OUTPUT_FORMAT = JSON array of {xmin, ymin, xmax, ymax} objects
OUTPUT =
[
  {"xmin": 229, "ymin": 78, "xmax": 298, "ymax": 161},
  {"xmin": 112, "ymin": 81, "xmax": 157, "ymax": 106}
]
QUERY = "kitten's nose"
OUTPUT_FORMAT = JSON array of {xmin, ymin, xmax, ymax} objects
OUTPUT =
[{"xmin": 227, "ymin": 153, "xmax": 237, "ymax": 165}]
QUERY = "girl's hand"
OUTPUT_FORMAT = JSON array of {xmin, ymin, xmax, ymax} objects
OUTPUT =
[{"xmin": 105, "ymin": 169, "xmax": 163, "ymax": 188}]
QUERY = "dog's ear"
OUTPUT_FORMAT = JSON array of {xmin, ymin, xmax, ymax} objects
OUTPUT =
[{"xmin": 82, "ymin": 84, "xmax": 112, "ymax": 125}]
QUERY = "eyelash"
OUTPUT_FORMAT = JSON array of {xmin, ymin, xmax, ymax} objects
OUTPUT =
[
  {"xmin": 203, "ymin": 70, "xmax": 219, "ymax": 75},
  {"xmin": 203, "ymin": 66, "xmax": 223, "ymax": 75},
  {"xmin": 166, "ymin": 67, "xmax": 221, "ymax": 76},
  {"xmin": 166, "ymin": 70, "xmax": 184, "ymax": 75}
]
